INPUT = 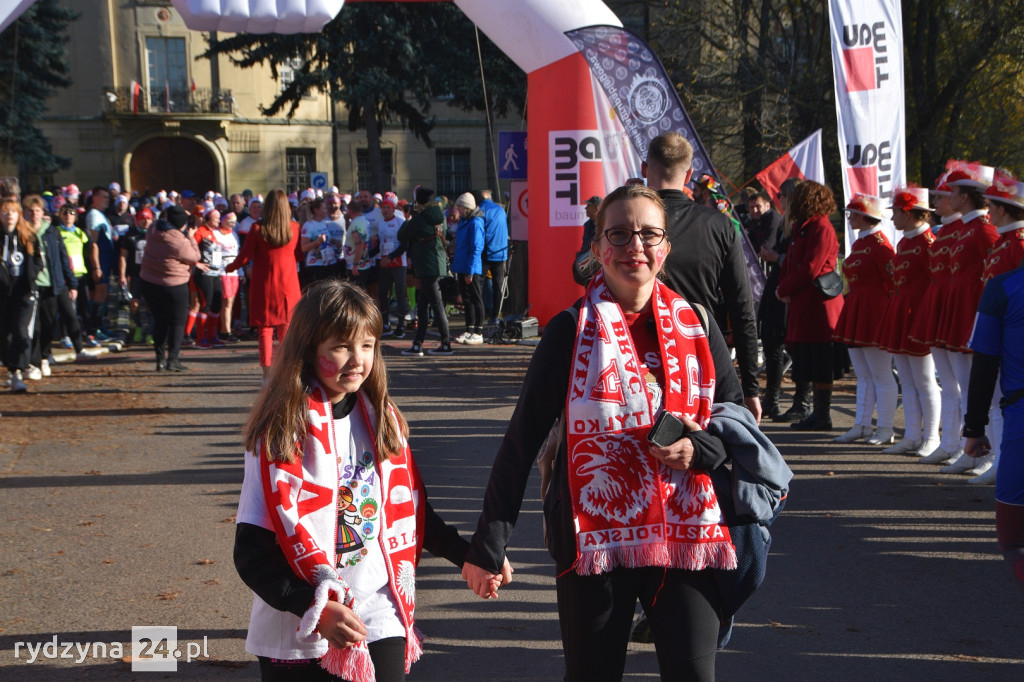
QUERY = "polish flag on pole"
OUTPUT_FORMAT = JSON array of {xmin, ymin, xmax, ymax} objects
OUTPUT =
[{"xmin": 755, "ymin": 130, "xmax": 824, "ymax": 209}]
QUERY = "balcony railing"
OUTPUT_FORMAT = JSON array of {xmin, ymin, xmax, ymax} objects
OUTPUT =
[{"xmin": 102, "ymin": 85, "xmax": 235, "ymax": 115}]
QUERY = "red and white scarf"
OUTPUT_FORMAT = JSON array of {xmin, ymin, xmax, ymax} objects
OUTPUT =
[
  {"xmin": 566, "ymin": 274, "xmax": 736, "ymax": 575},
  {"xmin": 260, "ymin": 384, "xmax": 426, "ymax": 680}
]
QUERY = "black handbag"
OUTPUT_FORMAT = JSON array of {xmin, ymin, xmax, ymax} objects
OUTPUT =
[{"xmin": 813, "ymin": 269, "xmax": 843, "ymax": 298}]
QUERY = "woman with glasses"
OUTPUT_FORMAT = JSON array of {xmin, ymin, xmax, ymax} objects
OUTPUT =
[
  {"xmin": 461, "ymin": 184, "xmax": 745, "ymax": 681},
  {"xmin": 776, "ymin": 181, "xmax": 845, "ymax": 431}
]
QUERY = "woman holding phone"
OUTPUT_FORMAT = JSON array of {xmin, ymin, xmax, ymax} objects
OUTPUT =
[{"xmin": 461, "ymin": 184, "xmax": 745, "ymax": 681}]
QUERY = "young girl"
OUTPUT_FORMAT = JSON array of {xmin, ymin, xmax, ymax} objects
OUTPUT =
[{"xmin": 234, "ymin": 280, "xmax": 493, "ymax": 681}]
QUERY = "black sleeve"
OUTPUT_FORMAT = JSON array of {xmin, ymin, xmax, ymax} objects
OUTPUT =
[
  {"xmin": 464, "ymin": 309, "xmax": 577, "ymax": 573},
  {"xmin": 963, "ymin": 352, "xmax": 1001, "ymax": 438},
  {"xmin": 421, "ymin": 499, "xmax": 470, "ymax": 567},
  {"xmin": 234, "ymin": 523, "xmax": 315, "ymax": 619},
  {"xmin": 688, "ymin": 429, "xmax": 729, "ymax": 471},
  {"xmin": 705, "ymin": 312, "xmax": 744, "ymax": 406},
  {"xmin": 719, "ymin": 225, "xmax": 761, "ymax": 398}
]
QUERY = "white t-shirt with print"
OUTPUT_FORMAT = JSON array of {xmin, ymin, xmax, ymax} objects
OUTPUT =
[
  {"xmin": 300, "ymin": 219, "xmax": 338, "ymax": 267},
  {"xmin": 378, "ymin": 215, "xmax": 407, "ymax": 268},
  {"xmin": 236, "ymin": 408, "xmax": 403, "ymax": 659}
]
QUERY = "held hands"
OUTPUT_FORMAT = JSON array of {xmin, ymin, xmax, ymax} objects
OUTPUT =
[
  {"xmin": 317, "ymin": 600, "xmax": 367, "ymax": 650},
  {"xmin": 647, "ymin": 414, "xmax": 701, "ymax": 470},
  {"xmin": 462, "ymin": 557, "xmax": 514, "ymax": 599},
  {"xmin": 965, "ymin": 436, "xmax": 991, "ymax": 459}
]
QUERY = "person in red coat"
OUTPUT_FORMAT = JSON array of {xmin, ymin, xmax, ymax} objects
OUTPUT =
[
  {"xmin": 226, "ymin": 188, "xmax": 301, "ymax": 378},
  {"xmin": 777, "ymin": 181, "xmax": 844, "ymax": 431},
  {"xmin": 833, "ymin": 194, "xmax": 898, "ymax": 444},
  {"xmin": 939, "ymin": 164, "xmax": 998, "ymax": 476},
  {"xmin": 965, "ymin": 172, "xmax": 1024, "ymax": 485}
]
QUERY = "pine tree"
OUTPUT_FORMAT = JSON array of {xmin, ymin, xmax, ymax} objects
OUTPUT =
[{"xmin": 0, "ymin": 0, "xmax": 77, "ymax": 174}]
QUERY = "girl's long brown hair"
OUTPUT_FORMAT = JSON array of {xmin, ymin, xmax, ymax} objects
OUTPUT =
[
  {"xmin": 259, "ymin": 188, "xmax": 294, "ymax": 248},
  {"xmin": 0, "ymin": 198, "xmax": 36, "ymax": 255},
  {"xmin": 242, "ymin": 280, "xmax": 409, "ymax": 463}
]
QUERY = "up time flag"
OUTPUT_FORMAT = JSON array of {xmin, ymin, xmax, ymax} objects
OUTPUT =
[{"xmin": 829, "ymin": 0, "xmax": 906, "ymax": 252}]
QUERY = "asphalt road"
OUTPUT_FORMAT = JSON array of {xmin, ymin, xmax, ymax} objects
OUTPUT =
[{"xmin": 1, "ymin": 337, "xmax": 1021, "ymax": 681}]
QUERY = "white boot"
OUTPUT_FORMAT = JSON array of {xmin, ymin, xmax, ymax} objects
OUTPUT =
[
  {"xmin": 940, "ymin": 451, "xmax": 977, "ymax": 474},
  {"xmin": 919, "ymin": 446, "xmax": 957, "ymax": 464},
  {"xmin": 883, "ymin": 437, "xmax": 920, "ymax": 455},
  {"xmin": 968, "ymin": 459, "xmax": 998, "ymax": 485},
  {"xmin": 965, "ymin": 453, "xmax": 995, "ymax": 477},
  {"xmin": 834, "ymin": 424, "xmax": 871, "ymax": 443},
  {"xmin": 913, "ymin": 438, "xmax": 942, "ymax": 458},
  {"xmin": 865, "ymin": 427, "xmax": 896, "ymax": 445}
]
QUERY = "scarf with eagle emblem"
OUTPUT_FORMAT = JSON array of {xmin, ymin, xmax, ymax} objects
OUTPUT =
[
  {"xmin": 566, "ymin": 273, "xmax": 736, "ymax": 575},
  {"xmin": 259, "ymin": 384, "xmax": 426, "ymax": 681}
]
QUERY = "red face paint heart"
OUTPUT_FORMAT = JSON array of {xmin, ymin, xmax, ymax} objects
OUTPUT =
[{"xmin": 317, "ymin": 355, "xmax": 339, "ymax": 377}]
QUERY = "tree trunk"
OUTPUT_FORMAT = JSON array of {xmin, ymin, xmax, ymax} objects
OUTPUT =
[{"xmin": 364, "ymin": 96, "xmax": 387, "ymax": 192}]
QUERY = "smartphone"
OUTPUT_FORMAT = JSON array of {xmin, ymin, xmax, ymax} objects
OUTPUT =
[{"xmin": 646, "ymin": 410, "xmax": 689, "ymax": 447}]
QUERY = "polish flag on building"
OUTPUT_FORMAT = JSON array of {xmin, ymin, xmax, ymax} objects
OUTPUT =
[
  {"xmin": 130, "ymin": 80, "xmax": 142, "ymax": 114},
  {"xmin": 755, "ymin": 130, "xmax": 824, "ymax": 209}
]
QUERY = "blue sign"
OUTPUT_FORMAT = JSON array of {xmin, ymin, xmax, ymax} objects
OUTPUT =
[
  {"xmin": 498, "ymin": 132, "xmax": 527, "ymax": 180},
  {"xmin": 310, "ymin": 172, "xmax": 328, "ymax": 190}
]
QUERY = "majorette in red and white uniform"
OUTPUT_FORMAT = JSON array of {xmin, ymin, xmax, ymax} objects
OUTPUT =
[
  {"xmin": 982, "ymin": 170, "xmax": 1024, "ymax": 284},
  {"xmin": 834, "ymin": 195, "xmax": 895, "ymax": 347},
  {"xmin": 907, "ymin": 167, "xmax": 963, "ymax": 349},
  {"xmin": 875, "ymin": 193, "xmax": 935, "ymax": 357},
  {"xmin": 832, "ymin": 194, "xmax": 900, "ymax": 445}
]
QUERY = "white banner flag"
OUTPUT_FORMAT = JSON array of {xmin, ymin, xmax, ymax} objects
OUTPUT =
[{"xmin": 829, "ymin": 0, "xmax": 906, "ymax": 253}]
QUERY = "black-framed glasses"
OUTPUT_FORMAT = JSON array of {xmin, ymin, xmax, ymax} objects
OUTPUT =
[{"xmin": 602, "ymin": 227, "xmax": 667, "ymax": 246}]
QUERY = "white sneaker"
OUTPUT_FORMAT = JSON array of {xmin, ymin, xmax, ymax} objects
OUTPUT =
[
  {"xmin": 883, "ymin": 437, "xmax": 920, "ymax": 455},
  {"xmin": 965, "ymin": 453, "xmax": 995, "ymax": 477},
  {"xmin": 454, "ymin": 332, "xmax": 471, "ymax": 344},
  {"xmin": 40, "ymin": 359, "xmax": 51, "ymax": 377},
  {"xmin": 24, "ymin": 365, "xmax": 42, "ymax": 381},
  {"xmin": 912, "ymin": 438, "xmax": 942, "ymax": 458},
  {"xmin": 10, "ymin": 370, "xmax": 27, "ymax": 393},
  {"xmin": 968, "ymin": 461, "xmax": 998, "ymax": 485},
  {"xmin": 940, "ymin": 452, "xmax": 977, "ymax": 474},
  {"xmin": 76, "ymin": 350, "xmax": 92, "ymax": 362},
  {"xmin": 465, "ymin": 333, "xmax": 484, "ymax": 345},
  {"xmin": 834, "ymin": 424, "xmax": 871, "ymax": 443},
  {"xmin": 865, "ymin": 427, "xmax": 896, "ymax": 445},
  {"xmin": 919, "ymin": 446, "xmax": 955, "ymax": 464}
]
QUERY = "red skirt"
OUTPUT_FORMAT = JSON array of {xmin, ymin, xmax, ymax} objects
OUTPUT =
[
  {"xmin": 833, "ymin": 290, "xmax": 888, "ymax": 347},
  {"xmin": 877, "ymin": 291, "xmax": 930, "ymax": 356},
  {"xmin": 907, "ymin": 280, "xmax": 950, "ymax": 348},
  {"xmin": 941, "ymin": 280, "xmax": 984, "ymax": 352}
]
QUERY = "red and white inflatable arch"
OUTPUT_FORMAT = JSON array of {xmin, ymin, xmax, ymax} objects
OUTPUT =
[{"xmin": 1, "ymin": 0, "xmax": 625, "ymax": 324}]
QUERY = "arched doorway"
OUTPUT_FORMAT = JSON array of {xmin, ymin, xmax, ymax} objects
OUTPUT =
[{"xmin": 129, "ymin": 137, "xmax": 217, "ymax": 196}]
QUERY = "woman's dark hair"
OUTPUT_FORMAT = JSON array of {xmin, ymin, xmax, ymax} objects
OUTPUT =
[
  {"xmin": 415, "ymin": 186, "xmax": 435, "ymax": 205},
  {"xmin": 957, "ymin": 186, "xmax": 987, "ymax": 211},
  {"xmin": 789, "ymin": 181, "xmax": 836, "ymax": 225}
]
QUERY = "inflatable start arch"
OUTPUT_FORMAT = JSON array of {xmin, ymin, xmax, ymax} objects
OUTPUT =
[{"xmin": 1, "ymin": 0, "xmax": 639, "ymax": 324}]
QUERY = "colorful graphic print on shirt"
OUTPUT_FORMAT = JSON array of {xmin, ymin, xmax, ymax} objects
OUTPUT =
[{"xmin": 336, "ymin": 446, "xmax": 381, "ymax": 568}]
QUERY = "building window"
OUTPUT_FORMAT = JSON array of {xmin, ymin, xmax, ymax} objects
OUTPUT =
[
  {"xmin": 145, "ymin": 37, "xmax": 188, "ymax": 111},
  {"xmin": 285, "ymin": 148, "xmax": 317, "ymax": 195},
  {"xmin": 436, "ymin": 148, "xmax": 471, "ymax": 199},
  {"xmin": 356, "ymin": 148, "xmax": 393, "ymax": 193}
]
